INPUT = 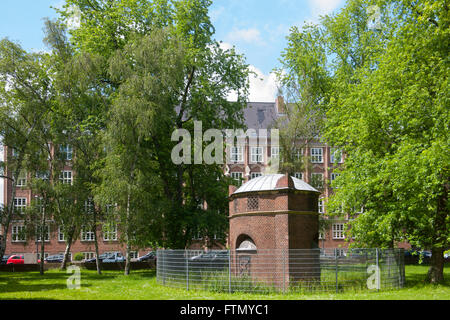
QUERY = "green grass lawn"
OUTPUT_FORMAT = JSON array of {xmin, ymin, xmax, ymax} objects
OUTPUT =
[{"xmin": 0, "ymin": 265, "xmax": 449, "ymax": 300}]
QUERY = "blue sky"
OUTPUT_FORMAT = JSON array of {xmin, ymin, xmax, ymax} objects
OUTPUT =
[{"xmin": 0, "ymin": 0, "xmax": 345, "ymax": 102}]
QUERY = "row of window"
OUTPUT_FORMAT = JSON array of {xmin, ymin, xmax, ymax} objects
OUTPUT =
[
  {"xmin": 11, "ymin": 224, "xmax": 118, "ymax": 243},
  {"xmin": 15, "ymin": 170, "xmax": 73, "ymax": 187},
  {"xmin": 318, "ymin": 223, "xmax": 346, "ymax": 240},
  {"xmin": 12, "ymin": 196, "xmax": 99, "ymax": 215},
  {"xmin": 11, "ymin": 145, "xmax": 73, "ymax": 161},
  {"xmin": 229, "ymin": 147, "xmax": 343, "ymax": 164}
]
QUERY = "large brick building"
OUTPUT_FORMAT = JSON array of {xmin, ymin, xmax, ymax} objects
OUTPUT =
[
  {"xmin": 0, "ymin": 97, "xmax": 358, "ymax": 260},
  {"xmin": 224, "ymin": 97, "xmax": 351, "ymax": 251}
]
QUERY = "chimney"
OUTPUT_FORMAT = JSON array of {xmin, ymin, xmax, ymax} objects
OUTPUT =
[{"xmin": 276, "ymin": 96, "xmax": 285, "ymax": 114}]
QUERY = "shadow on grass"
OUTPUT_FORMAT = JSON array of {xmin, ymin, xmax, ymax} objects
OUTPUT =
[
  {"xmin": 404, "ymin": 264, "xmax": 450, "ymax": 288},
  {"xmin": 0, "ymin": 277, "xmax": 92, "ymax": 294}
]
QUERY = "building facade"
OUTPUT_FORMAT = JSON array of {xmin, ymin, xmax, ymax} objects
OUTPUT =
[{"xmin": 1, "ymin": 97, "xmax": 366, "ymax": 260}]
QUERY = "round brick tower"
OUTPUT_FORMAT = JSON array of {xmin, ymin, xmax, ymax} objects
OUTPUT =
[{"xmin": 228, "ymin": 174, "xmax": 321, "ymax": 285}]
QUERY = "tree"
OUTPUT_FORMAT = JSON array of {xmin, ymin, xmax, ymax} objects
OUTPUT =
[
  {"xmin": 279, "ymin": 0, "xmax": 449, "ymax": 283},
  {"xmin": 0, "ymin": 39, "xmax": 53, "ymax": 262},
  {"xmin": 54, "ymin": 1, "xmax": 249, "ymax": 277},
  {"xmin": 325, "ymin": 0, "xmax": 449, "ymax": 283}
]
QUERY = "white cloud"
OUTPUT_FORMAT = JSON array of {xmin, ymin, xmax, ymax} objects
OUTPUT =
[
  {"xmin": 225, "ymin": 28, "xmax": 266, "ymax": 46},
  {"xmin": 218, "ymin": 41, "xmax": 234, "ymax": 52},
  {"xmin": 308, "ymin": 0, "xmax": 343, "ymax": 17},
  {"xmin": 228, "ymin": 65, "xmax": 279, "ymax": 103}
]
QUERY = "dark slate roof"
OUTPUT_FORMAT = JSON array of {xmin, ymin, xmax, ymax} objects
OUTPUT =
[{"xmin": 243, "ymin": 102, "xmax": 280, "ymax": 130}]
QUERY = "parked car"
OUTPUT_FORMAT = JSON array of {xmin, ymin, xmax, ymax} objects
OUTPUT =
[
  {"xmin": 6, "ymin": 255, "xmax": 24, "ymax": 265},
  {"xmin": 44, "ymin": 254, "xmax": 65, "ymax": 263},
  {"xmin": 102, "ymin": 252, "xmax": 125, "ymax": 263},
  {"xmin": 189, "ymin": 251, "xmax": 229, "ymax": 270},
  {"xmin": 404, "ymin": 249, "xmax": 431, "ymax": 258},
  {"xmin": 85, "ymin": 253, "xmax": 111, "ymax": 263},
  {"xmin": 1, "ymin": 255, "xmax": 10, "ymax": 265},
  {"xmin": 138, "ymin": 251, "xmax": 156, "ymax": 262}
]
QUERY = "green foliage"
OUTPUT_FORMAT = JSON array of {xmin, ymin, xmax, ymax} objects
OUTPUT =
[
  {"xmin": 53, "ymin": 0, "xmax": 251, "ymax": 251},
  {"xmin": 279, "ymin": 0, "xmax": 449, "ymax": 282},
  {"xmin": 74, "ymin": 252, "xmax": 84, "ymax": 261}
]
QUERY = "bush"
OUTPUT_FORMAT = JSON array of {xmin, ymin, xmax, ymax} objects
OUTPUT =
[{"xmin": 73, "ymin": 253, "xmax": 84, "ymax": 261}]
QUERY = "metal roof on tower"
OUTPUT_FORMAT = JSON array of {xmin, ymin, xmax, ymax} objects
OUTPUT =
[{"xmin": 232, "ymin": 174, "xmax": 319, "ymax": 195}]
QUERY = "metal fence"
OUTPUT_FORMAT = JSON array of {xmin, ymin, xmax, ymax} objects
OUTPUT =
[{"xmin": 156, "ymin": 248, "xmax": 405, "ymax": 294}]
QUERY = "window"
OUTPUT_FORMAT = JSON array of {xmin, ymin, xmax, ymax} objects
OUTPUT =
[
  {"xmin": 330, "ymin": 173, "xmax": 340, "ymax": 188},
  {"xmin": 105, "ymin": 204, "xmax": 117, "ymax": 214},
  {"xmin": 81, "ymin": 226, "xmax": 95, "ymax": 242},
  {"xmin": 294, "ymin": 172, "xmax": 303, "ymax": 180},
  {"xmin": 36, "ymin": 171, "xmax": 50, "ymax": 180},
  {"xmin": 83, "ymin": 252, "xmax": 95, "ymax": 261},
  {"xmin": 230, "ymin": 146, "xmax": 243, "ymax": 162},
  {"xmin": 130, "ymin": 251, "xmax": 139, "ymax": 259},
  {"xmin": 58, "ymin": 226, "xmax": 65, "ymax": 242},
  {"xmin": 250, "ymin": 172, "xmax": 262, "ymax": 180},
  {"xmin": 292, "ymin": 148, "xmax": 303, "ymax": 161},
  {"xmin": 12, "ymin": 225, "xmax": 26, "ymax": 242},
  {"xmin": 84, "ymin": 199, "xmax": 94, "ymax": 214},
  {"xmin": 330, "ymin": 148, "xmax": 343, "ymax": 164},
  {"xmin": 330, "ymin": 172, "xmax": 340, "ymax": 182},
  {"xmin": 231, "ymin": 172, "xmax": 243, "ymax": 185},
  {"xmin": 13, "ymin": 198, "xmax": 27, "ymax": 214},
  {"xmin": 34, "ymin": 197, "xmax": 45, "ymax": 213},
  {"xmin": 311, "ymin": 148, "xmax": 323, "ymax": 163},
  {"xmin": 103, "ymin": 223, "xmax": 118, "ymax": 241},
  {"xmin": 192, "ymin": 231, "xmax": 203, "ymax": 240},
  {"xmin": 35, "ymin": 225, "xmax": 50, "ymax": 242},
  {"xmin": 332, "ymin": 223, "xmax": 345, "ymax": 239},
  {"xmin": 319, "ymin": 231, "xmax": 325, "ymax": 240},
  {"xmin": 11, "ymin": 148, "xmax": 19, "ymax": 158},
  {"xmin": 271, "ymin": 147, "xmax": 279, "ymax": 159},
  {"xmin": 318, "ymin": 199, "xmax": 324, "ymax": 214},
  {"xmin": 250, "ymin": 147, "xmax": 263, "ymax": 163},
  {"xmin": 311, "ymin": 173, "xmax": 324, "ymax": 189},
  {"xmin": 16, "ymin": 170, "xmax": 27, "ymax": 187},
  {"xmin": 60, "ymin": 144, "xmax": 73, "ymax": 161},
  {"xmin": 59, "ymin": 171, "xmax": 73, "ymax": 185},
  {"xmin": 247, "ymin": 196, "xmax": 259, "ymax": 211},
  {"xmin": 335, "ymin": 249, "xmax": 346, "ymax": 257}
]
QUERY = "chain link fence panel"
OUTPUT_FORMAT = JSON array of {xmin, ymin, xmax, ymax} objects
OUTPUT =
[{"xmin": 157, "ymin": 248, "xmax": 405, "ymax": 294}]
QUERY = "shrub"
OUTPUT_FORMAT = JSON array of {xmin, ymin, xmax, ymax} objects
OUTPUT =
[{"xmin": 73, "ymin": 253, "xmax": 84, "ymax": 261}]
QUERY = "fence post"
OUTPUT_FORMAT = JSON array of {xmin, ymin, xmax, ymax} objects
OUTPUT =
[
  {"xmin": 228, "ymin": 250, "xmax": 231, "ymax": 294},
  {"xmin": 186, "ymin": 252, "xmax": 189, "ymax": 291},
  {"xmin": 156, "ymin": 250, "xmax": 159, "ymax": 283},
  {"xmin": 335, "ymin": 249, "xmax": 338, "ymax": 293},
  {"xmin": 376, "ymin": 248, "xmax": 379, "ymax": 291},
  {"xmin": 283, "ymin": 249, "xmax": 286, "ymax": 294}
]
